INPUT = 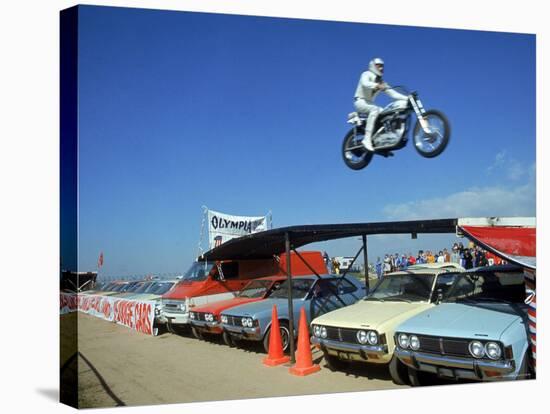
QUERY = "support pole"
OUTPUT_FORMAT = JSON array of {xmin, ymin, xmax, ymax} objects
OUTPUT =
[
  {"xmin": 285, "ymin": 232, "xmax": 296, "ymax": 363},
  {"xmin": 362, "ymin": 234, "xmax": 369, "ymax": 294}
]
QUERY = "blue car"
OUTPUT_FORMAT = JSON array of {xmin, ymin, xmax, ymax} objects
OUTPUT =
[
  {"xmin": 394, "ymin": 265, "xmax": 534, "ymax": 385},
  {"xmin": 220, "ymin": 274, "xmax": 366, "ymax": 352}
]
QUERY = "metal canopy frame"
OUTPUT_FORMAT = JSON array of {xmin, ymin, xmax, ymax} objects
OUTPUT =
[{"xmin": 199, "ymin": 218, "xmax": 460, "ymax": 362}]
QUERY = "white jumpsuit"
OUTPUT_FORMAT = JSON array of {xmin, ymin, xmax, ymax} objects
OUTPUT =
[{"xmin": 354, "ymin": 70, "xmax": 408, "ymax": 143}]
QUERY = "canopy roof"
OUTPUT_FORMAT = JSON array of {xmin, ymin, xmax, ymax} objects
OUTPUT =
[
  {"xmin": 200, "ymin": 217, "xmax": 536, "ymax": 269},
  {"xmin": 200, "ymin": 218, "xmax": 458, "ymax": 261}
]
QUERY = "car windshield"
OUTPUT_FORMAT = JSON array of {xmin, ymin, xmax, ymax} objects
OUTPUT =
[
  {"xmin": 150, "ymin": 281, "xmax": 176, "ymax": 295},
  {"xmin": 237, "ymin": 280, "xmax": 273, "ymax": 299},
  {"xmin": 443, "ymin": 271, "xmax": 525, "ymax": 303},
  {"xmin": 269, "ymin": 279, "xmax": 314, "ymax": 300},
  {"xmin": 133, "ymin": 281, "xmax": 155, "ymax": 293},
  {"xmin": 125, "ymin": 282, "xmax": 145, "ymax": 292},
  {"xmin": 365, "ymin": 274, "xmax": 435, "ymax": 302},
  {"xmin": 180, "ymin": 261, "xmax": 215, "ymax": 282},
  {"xmin": 112, "ymin": 284, "xmax": 127, "ymax": 292}
]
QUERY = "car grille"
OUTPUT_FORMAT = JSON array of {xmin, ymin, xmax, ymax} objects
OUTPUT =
[
  {"xmin": 162, "ymin": 301, "xmax": 185, "ymax": 314},
  {"xmin": 417, "ymin": 335, "xmax": 470, "ymax": 357},
  {"xmin": 223, "ymin": 315, "xmax": 243, "ymax": 327},
  {"xmin": 325, "ymin": 326, "xmax": 359, "ymax": 344},
  {"xmin": 192, "ymin": 312, "xmax": 207, "ymax": 321}
]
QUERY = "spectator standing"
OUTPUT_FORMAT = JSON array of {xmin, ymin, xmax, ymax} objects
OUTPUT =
[
  {"xmin": 476, "ymin": 248, "xmax": 489, "ymax": 267},
  {"xmin": 463, "ymin": 249, "xmax": 473, "ymax": 269},
  {"xmin": 451, "ymin": 243, "xmax": 460, "ymax": 264},
  {"xmin": 332, "ymin": 258, "xmax": 340, "ymax": 274},
  {"xmin": 375, "ymin": 257, "xmax": 383, "ymax": 280},
  {"xmin": 383, "ymin": 254, "xmax": 392, "ymax": 275},
  {"xmin": 400, "ymin": 254, "xmax": 408, "ymax": 270},
  {"xmin": 426, "ymin": 251, "xmax": 435, "ymax": 263},
  {"xmin": 394, "ymin": 254, "xmax": 401, "ymax": 271},
  {"xmin": 407, "ymin": 253, "xmax": 416, "ymax": 266},
  {"xmin": 443, "ymin": 248, "xmax": 451, "ymax": 262},
  {"xmin": 458, "ymin": 242, "xmax": 466, "ymax": 268},
  {"xmin": 437, "ymin": 250, "xmax": 445, "ymax": 263}
]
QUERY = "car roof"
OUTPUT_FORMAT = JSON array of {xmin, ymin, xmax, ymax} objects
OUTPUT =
[
  {"xmin": 406, "ymin": 262, "xmax": 465, "ymax": 271},
  {"xmin": 387, "ymin": 267, "xmax": 465, "ymax": 276},
  {"xmin": 466, "ymin": 264, "xmax": 524, "ymax": 273},
  {"xmin": 286, "ymin": 273, "xmax": 346, "ymax": 280}
]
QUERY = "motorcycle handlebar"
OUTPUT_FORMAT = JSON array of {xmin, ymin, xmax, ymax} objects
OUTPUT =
[{"xmin": 384, "ymin": 85, "xmax": 415, "ymax": 96}]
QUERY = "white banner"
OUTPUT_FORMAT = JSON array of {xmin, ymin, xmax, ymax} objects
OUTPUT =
[
  {"xmin": 207, "ymin": 209, "xmax": 268, "ymax": 249},
  {"xmin": 72, "ymin": 294, "xmax": 157, "ymax": 336},
  {"xmin": 60, "ymin": 292, "xmax": 78, "ymax": 314}
]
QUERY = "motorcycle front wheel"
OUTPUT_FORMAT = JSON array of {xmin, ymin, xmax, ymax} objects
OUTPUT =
[
  {"xmin": 412, "ymin": 110, "xmax": 450, "ymax": 158},
  {"xmin": 342, "ymin": 126, "xmax": 374, "ymax": 170}
]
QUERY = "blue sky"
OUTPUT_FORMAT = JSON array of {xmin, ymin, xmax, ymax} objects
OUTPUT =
[{"xmin": 72, "ymin": 5, "xmax": 536, "ymax": 277}]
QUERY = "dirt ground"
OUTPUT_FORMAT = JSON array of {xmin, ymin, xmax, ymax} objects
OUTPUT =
[{"xmin": 73, "ymin": 312, "xmax": 405, "ymax": 408}]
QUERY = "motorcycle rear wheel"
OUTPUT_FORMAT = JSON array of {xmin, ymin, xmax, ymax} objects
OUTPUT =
[
  {"xmin": 412, "ymin": 110, "xmax": 450, "ymax": 158},
  {"xmin": 342, "ymin": 126, "xmax": 374, "ymax": 170}
]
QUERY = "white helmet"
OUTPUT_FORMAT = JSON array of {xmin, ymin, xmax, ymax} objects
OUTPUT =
[{"xmin": 368, "ymin": 57, "xmax": 384, "ymax": 76}]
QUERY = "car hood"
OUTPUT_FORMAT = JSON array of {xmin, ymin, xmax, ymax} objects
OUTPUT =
[
  {"xmin": 312, "ymin": 300, "xmax": 432, "ymax": 331},
  {"xmin": 222, "ymin": 297, "xmax": 296, "ymax": 317},
  {"xmin": 397, "ymin": 303, "xmax": 523, "ymax": 340},
  {"xmin": 192, "ymin": 297, "xmax": 262, "ymax": 315}
]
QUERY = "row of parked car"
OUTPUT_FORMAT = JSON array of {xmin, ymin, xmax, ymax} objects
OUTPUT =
[{"xmin": 87, "ymin": 251, "xmax": 534, "ymax": 386}]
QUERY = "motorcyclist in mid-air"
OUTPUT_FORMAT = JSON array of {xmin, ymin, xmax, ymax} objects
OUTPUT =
[{"xmin": 353, "ymin": 58, "xmax": 408, "ymax": 152}]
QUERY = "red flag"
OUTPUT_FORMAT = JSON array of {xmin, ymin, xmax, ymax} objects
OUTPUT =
[{"xmin": 98, "ymin": 252, "xmax": 104, "ymax": 268}]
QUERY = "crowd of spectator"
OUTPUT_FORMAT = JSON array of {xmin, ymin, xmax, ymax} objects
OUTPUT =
[{"xmin": 373, "ymin": 242, "xmax": 506, "ymax": 279}]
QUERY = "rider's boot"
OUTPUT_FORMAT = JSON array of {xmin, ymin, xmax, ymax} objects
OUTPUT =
[{"xmin": 361, "ymin": 131, "xmax": 375, "ymax": 152}]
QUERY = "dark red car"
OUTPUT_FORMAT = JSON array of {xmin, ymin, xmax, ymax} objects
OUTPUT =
[{"xmin": 188, "ymin": 275, "xmax": 288, "ymax": 343}]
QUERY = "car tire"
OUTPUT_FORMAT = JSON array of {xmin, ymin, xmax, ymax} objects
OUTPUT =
[
  {"xmin": 515, "ymin": 352, "xmax": 533, "ymax": 380},
  {"xmin": 263, "ymin": 321, "xmax": 290, "ymax": 354},
  {"xmin": 323, "ymin": 351, "xmax": 349, "ymax": 371},
  {"xmin": 191, "ymin": 326, "xmax": 204, "ymax": 340},
  {"xmin": 407, "ymin": 367, "xmax": 434, "ymax": 386},
  {"xmin": 389, "ymin": 355, "xmax": 409, "ymax": 385},
  {"xmin": 223, "ymin": 331, "xmax": 236, "ymax": 347}
]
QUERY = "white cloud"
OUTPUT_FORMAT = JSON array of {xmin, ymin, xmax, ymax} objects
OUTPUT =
[
  {"xmin": 383, "ymin": 181, "xmax": 535, "ymax": 220},
  {"xmin": 487, "ymin": 149, "xmax": 529, "ymax": 181}
]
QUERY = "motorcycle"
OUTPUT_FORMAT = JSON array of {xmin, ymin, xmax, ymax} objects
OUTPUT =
[{"xmin": 342, "ymin": 87, "xmax": 451, "ymax": 170}]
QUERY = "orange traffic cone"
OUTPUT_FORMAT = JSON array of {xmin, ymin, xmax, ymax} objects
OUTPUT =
[
  {"xmin": 262, "ymin": 305, "xmax": 290, "ymax": 367},
  {"xmin": 289, "ymin": 307, "xmax": 321, "ymax": 376}
]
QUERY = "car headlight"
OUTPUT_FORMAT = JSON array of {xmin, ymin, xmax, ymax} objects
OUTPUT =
[
  {"xmin": 356, "ymin": 330, "xmax": 368, "ymax": 344},
  {"xmin": 469, "ymin": 341, "xmax": 485, "ymax": 358},
  {"xmin": 485, "ymin": 342, "xmax": 502, "ymax": 360},
  {"xmin": 313, "ymin": 325, "xmax": 321, "ymax": 337},
  {"xmin": 241, "ymin": 317, "xmax": 253, "ymax": 327},
  {"xmin": 398, "ymin": 333, "xmax": 409, "ymax": 349},
  {"xmin": 205, "ymin": 313, "xmax": 214, "ymax": 322},
  {"xmin": 179, "ymin": 303, "xmax": 187, "ymax": 311},
  {"xmin": 189, "ymin": 312, "xmax": 195, "ymax": 320},
  {"xmin": 320, "ymin": 326, "xmax": 327, "ymax": 339},
  {"xmin": 367, "ymin": 331, "xmax": 379, "ymax": 345},
  {"xmin": 409, "ymin": 335, "xmax": 420, "ymax": 350},
  {"xmin": 221, "ymin": 315, "xmax": 228, "ymax": 324}
]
